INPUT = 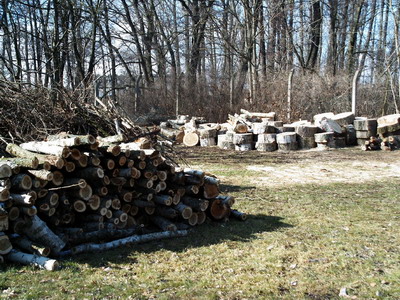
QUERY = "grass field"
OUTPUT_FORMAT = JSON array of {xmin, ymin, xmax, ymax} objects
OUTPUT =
[{"xmin": 1, "ymin": 147, "xmax": 399, "ymax": 299}]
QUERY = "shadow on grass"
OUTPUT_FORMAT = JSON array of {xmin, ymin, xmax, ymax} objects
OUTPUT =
[{"xmin": 73, "ymin": 214, "xmax": 292, "ymax": 268}]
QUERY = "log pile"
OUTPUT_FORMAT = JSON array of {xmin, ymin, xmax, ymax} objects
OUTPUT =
[
  {"xmin": 161, "ymin": 110, "xmax": 400, "ymax": 153},
  {"xmin": 0, "ymin": 134, "xmax": 245, "ymax": 270}
]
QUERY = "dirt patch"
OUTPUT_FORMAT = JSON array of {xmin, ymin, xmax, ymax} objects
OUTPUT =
[{"xmin": 178, "ymin": 146, "xmax": 400, "ymax": 187}]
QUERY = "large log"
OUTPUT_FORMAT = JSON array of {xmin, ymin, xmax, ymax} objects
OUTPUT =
[
  {"xmin": 1, "ymin": 157, "xmax": 39, "ymax": 171},
  {"xmin": 5, "ymin": 249, "xmax": 58, "ymax": 271},
  {"xmin": 6, "ymin": 144, "xmax": 64, "ymax": 169},
  {"xmin": 19, "ymin": 141, "xmax": 70, "ymax": 158},
  {"xmin": 61, "ymin": 230, "xmax": 188, "ymax": 256},
  {"xmin": 22, "ymin": 215, "xmax": 66, "ymax": 253},
  {"xmin": 331, "ymin": 112, "xmax": 355, "ymax": 126},
  {"xmin": 183, "ymin": 132, "xmax": 200, "ymax": 147}
]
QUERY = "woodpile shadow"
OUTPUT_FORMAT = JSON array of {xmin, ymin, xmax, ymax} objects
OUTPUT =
[{"xmin": 69, "ymin": 214, "xmax": 292, "ymax": 268}]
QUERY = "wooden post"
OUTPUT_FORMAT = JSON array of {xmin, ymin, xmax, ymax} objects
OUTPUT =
[
  {"xmin": 352, "ymin": 69, "xmax": 361, "ymax": 115},
  {"xmin": 287, "ymin": 68, "xmax": 294, "ymax": 122}
]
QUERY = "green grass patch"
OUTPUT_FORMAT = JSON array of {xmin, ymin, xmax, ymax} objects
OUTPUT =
[{"xmin": 1, "ymin": 148, "xmax": 399, "ymax": 299}]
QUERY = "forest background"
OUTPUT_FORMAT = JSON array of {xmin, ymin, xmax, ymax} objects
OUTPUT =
[{"xmin": 1, "ymin": 0, "xmax": 400, "ymax": 125}]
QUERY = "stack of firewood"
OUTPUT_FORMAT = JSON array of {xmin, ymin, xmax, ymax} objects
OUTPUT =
[{"xmin": 0, "ymin": 134, "xmax": 245, "ymax": 270}]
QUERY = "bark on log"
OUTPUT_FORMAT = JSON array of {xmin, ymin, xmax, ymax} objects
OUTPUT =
[
  {"xmin": 1, "ymin": 157, "xmax": 39, "ymax": 171},
  {"xmin": 6, "ymin": 144, "xmax": 64, "ymax": 169},
  {"xmin": 22, "ymin": 215, "xmax": 66, "ymax": 253},
  {"xmin": 231, "ymin": 209, "xmax": 248, "ymax": 221},
  {"xmin": 182, "ymin": 196, "xmax": 209, "ymax": 212},
  {"xmin": 331, "ymin": 112, "xmax": 355, "ymax": 126},
  {"xmin": 11, "ymin": 174, "xmax": 33, "ymax": 191},
  {"xmin": 28, "ymin": 170, "xmax": 53, "ymax": 181},
  {"xmin": 19, "ymin": 142, "xmax": 70, "ymax": 158},
  {"xmin": 150, "ymin": 216, "xmax": 177, "ymax": 231},
  {"xmin": 9, "ymin": 234, "xmax": 51, "ymax": 257},
  {"xmin": 173, "ymin": 203, "xmax": 193, "ymax": 219},
  {"xmin": 61, "ymin": 230, "xmax": 188, "ymax": 256},
  {"xmin": 5, "ymin": 249, "xmax": 58, "ymax": 271},
  {"xmin": 233, "ymin": 133, "xmax": 253, "ymax": 145},
  {"xmin": 354, "ymin": 119, "xmax": 377, "ymax": 131}
]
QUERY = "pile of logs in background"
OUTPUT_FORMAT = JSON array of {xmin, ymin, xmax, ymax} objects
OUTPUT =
[
  {"xmin": 0, "ymin": 134, "xmax": 245, "ymax": 270},
  {"xmin": 161, "ymin": 110, "xmax": 400, "ymax": 152}
]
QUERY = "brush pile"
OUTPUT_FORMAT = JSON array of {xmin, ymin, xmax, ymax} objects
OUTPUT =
[{"xmin": 0, "ymin": 134, "xmax": 245, "ymax": 270}]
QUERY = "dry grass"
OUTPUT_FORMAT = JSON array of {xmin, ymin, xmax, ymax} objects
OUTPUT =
[{"xmin": 1, "ymin": 147, "xmax": 400, "ymax": 299}]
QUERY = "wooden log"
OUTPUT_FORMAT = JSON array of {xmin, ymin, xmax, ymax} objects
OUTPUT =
[
  {"xmin": 356, "ymin": 130, "xmax": 377, "ymax": 139},
  {"xmin": 153, "ymin": 195, "xmax": 172, "ymax": 206},
  {"xmin": 45, "ymin": 136, "xmax": 81, "ymax": 147},
  {"xmin": 186, "ymin": 212, "xmax": 198, "ymax": 226},
  {"xmin": 155, "ymin": 206, "xmax": 178, "ymax": 219},
  {"xmin": 231, "ymin": 209, "xmax": 248, "ymax": 221},
  {"xmin": 233, "ymin": 133, "xmax": 253, "ymax": 145},
  {"xmin": 216, "ymin": 195, "xmax": 235, "ymax": 207},
  {"xmin": 6, "ymin": 249, "xmax": 58, "ymax": 271},
  {"xmin": 208, "ymin": 199, "xmax": 230, "ymax": 220},
  {"xmin": 64, "ymin": 161, "xmax": 76, "ymax": 173},
  {"xmin": 27, "ymin": 170, "xmax": 53, "ymax": 181},
  {"xmin": 199, "ymin": 137, "xmax": 216, "ymax": 147},
  {"xmin": 0, "ymin": 187, "xmax": 10, "ymax": 202},
  {"xmin": 19, "ymin": 142, "xmax": 71, "ymax": 158},
  {"xmin": 73, "ymin": 167, "xmax": 104, "ymax": 181},
  {"xmin": 183, "ymin": 132, "xmax": 200, "ymax": 147},
  {"xmin": 0, "ymin": 233, "xmax": 12, "ymax": 255},
  {"xmin": 295, "ymin": 125, "xmax": 319, "ymax": 137},
  {"xmin": 10, "ymin": 192, "xmax": 36, "ymax": 206},
  {"xmin": 66, "ymin": 227, "xmax": 140, "ymax": 245},
  {"xmin": 181, "ymin": 196, "xmax": 209, "ymax": 212},
  {"xmin": 298, "ymin": 137, "xmax": 316, "ymax": 149},
  {"xmin": 196, "ymin": 211, "xmax": 206, "ymax": 225},
  {"xmin": 97, "ymin": 134, "xmax": 127, "ymax": 145},
  {"xmin": 354, "ymin": 119, "xmax": 377, "ymax": 131},
  {"xmin": 345, "ymin": 125, "xmax": 357, "ymax": 146},
  {"xmin": 319, "ymin": 118, "xmax": 343, "ymax": 134},
  {"xmin": 240, "ymin": 109, "xmax": 276, "ymax": 120},
  {"xmin": 150, "ymin": 216, "xmax": 177, "ymax": 231},
  {"xmin": 217, "ymin": 135, "xmax": 235, "ymax": 150},
  {"xmin": 1, "ymin": 157, "xmax": 39, "ymax": 171},
  {"xmin": 6, "ymin": 144, "xmax": 64, "ymax": 169},
  {"xmin": 331, "ymin": 112, "xmax": 355, "ymax": 126},
  {"xmin": 314, "ymin": 132, "xmax": 335, "ymax": 144},
  {"xmin": 111, "ymin": 197, "xmax": 121, "ymax": 210},
  {"xmin": 51, "ymin": 170, "xmax": 64, "ymax": 186},
  {"xmin": 0, "ymin": 207, "xmax": 8, "ymax": 231},
  {"xmin": 313, "ymin": 112, "xmax": 334, "ymax": 126},
  {"xmin": 88, "ymin": 195, "xmax": 101, "ymax": 210},
  {"xmin": 203, "ymin": 176, "xmax": 220, "ymax": 199},
  {"xmin": 7, "ymin": 207, "xmax": 20, "ymax": 221},
  {"xmin": 20, "ymin": 206, "xmax": 37, "ymax": 216},
  {"xmin": 11, "ymin": 174, "xmax": 32, "ymax": 191},
  {"xmin": 22, "ymin": 215, "xmax": 66, "ymax": 253},
  {"xmin": 73, "ymin": 200, "xmax": 87, "ymax": 212},
  {"xmin": 255, "ymin": 142, "xmax": 277, "ymax": 152},
  {"xmin": 173, "ymin": 203, "xmax": 192, "ymax": 219},
  {"xmin": 276, "ymin": 132, "xmax": 298, "ymax": 151},
  {"xmin": 9, "ymin": 234, "xmax": 51, "ymax": 257},
  {"xmin": 61, "ymin": 230, "xmax": 188, "ymax": 256},
  {"xmin": 68, "ymin": 185, "xmax": 92, "ymax": 201},
  {"xmin": 252, "ymin": 123, "xmax": 276, "ymax": 134}
]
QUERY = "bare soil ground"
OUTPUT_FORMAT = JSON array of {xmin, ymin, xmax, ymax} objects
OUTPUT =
[{"xmin": 178, "ymin": 146, "xmax": 400, "ymax": 187}]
